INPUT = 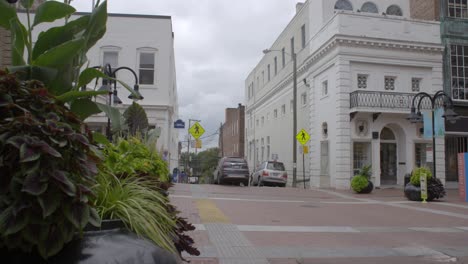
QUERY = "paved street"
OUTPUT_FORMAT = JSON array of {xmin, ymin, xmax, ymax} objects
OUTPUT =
[{"xmin": 169, "ymin": 183, "xmax": 468, "ymax": 264}]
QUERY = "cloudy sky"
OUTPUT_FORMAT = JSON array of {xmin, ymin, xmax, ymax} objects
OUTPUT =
[{"xmin": 70, "ymin": 0, "xmax": 298, "ymax": 149}]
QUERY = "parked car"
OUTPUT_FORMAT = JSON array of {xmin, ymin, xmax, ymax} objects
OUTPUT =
[
  {"xmin": 214, "ymin": 157, "xmax": 249, "ymax": 185},
  {"xmin": 252, "ymin": 161, "xmax": 288, "ymax": 187}
]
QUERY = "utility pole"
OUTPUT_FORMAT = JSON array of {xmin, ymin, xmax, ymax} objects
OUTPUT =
[{"xmin": 220, "ymin": 122, "xmax": 224, "ymax": 157}]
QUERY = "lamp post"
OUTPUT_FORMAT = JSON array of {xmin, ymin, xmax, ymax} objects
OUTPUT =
[
  {"xmin": 407, "ymin": 91, "xmax": 459, "ymax": 179},
  {"xmin": 97, "ymin": 64, "xmax": 144, "ymax": 140},
  {"xmin": 263, "ymin": 49, "xmax": 298, "ymax": 187}
]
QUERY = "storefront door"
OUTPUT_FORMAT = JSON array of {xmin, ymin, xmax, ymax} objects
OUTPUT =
[{"xmin": 380, "ymin": 143, "xmax": 397, "ymax": 185}]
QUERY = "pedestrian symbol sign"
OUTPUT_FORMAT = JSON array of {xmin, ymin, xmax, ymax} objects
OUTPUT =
[
  {"xmin": 296, "ymin": 129, "xmax": 310, "ymax": 145},
  {"xmin": 189, "ymin": 122, "xmax": 205, "ymax": 139}
]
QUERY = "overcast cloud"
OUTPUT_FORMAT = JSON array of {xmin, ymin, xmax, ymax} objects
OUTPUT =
[{"xmin": 70, "ymin": 0, "xmax": 298, "ymax": 149}]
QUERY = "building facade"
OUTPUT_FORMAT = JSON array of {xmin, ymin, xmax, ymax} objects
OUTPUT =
[
  {"xmin": 410, "ymin": 0, "xmax": 468, "ymax": 183},
  {"xmin": 245, "ymin": 0, "xmax": 445, "ymax": 189},
  {"xmin": 220, "ymin": 104, "xmax": 245, "ymax": 158},
  {"xmin": 17, "ymin": 11, "xmax": 180, "ymax": 172}
]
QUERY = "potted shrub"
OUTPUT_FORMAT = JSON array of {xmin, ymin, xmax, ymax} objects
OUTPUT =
[
  {"xmin": 351, "ymin": 165, "xmax": 373, "ymax": 194},
  {"xmin": 404, "ymin": 167, "xmax": 446, "ymax": 201}
]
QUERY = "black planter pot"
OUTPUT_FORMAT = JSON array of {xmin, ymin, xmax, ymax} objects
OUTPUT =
[
  {"xmin": 358, "ymin": 181, "xmax": 374, "ymax": 194},
  {"xmin": 2, "ymin": 220, "xmax": 181, "ymax": 264},
  {"xmin": 404, "ymin": 183, "xmax": 434, "ymax": 202}
]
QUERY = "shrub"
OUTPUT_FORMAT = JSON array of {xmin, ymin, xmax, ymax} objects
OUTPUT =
[
  {"xmin": 351, "ymin": 175, "xmax": 369, "ymax": 193},
  {"xmin": 0, "ymin": 72, "xmax": 100, "ymax": 258},
  {"xmin": 358, "ymin": 165, "xmax": 372, "ymax": 180},
  {"xmin": 410, "ymin": 167, "xmax": 432, "ymax": 186}
]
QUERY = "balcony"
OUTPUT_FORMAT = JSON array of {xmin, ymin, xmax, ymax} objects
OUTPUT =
[{"xmin": 350, "ymin": 90, "xmax": 431, "ymax": 113}]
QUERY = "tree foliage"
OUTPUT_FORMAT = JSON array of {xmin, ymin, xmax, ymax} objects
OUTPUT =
[{"xmin": 123, "ymin": 102, "xmax": 149, "ymax": 136}]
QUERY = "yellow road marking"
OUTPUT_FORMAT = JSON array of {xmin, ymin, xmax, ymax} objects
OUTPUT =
[{"xmin": 195, "ymin": 199, "xmax": 229, "ymax": 223}]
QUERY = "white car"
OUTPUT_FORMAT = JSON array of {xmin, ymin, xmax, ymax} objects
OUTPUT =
[{"xmin": 251, "ymin": 161, "xmax": 288, "ymax": 187}]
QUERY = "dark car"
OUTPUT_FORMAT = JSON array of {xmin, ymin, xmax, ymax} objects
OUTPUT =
[{"xmin": 214, "ymin": 157, "xmax": 249, "ymax": 185}]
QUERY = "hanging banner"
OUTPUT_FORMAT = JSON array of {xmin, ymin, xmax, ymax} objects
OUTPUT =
[{"xmin": 423, "ymin": 109, "xmax": 445, "ymax": 139}]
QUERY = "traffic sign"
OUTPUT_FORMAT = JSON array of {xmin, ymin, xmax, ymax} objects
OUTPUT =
[
  {"xmin": 189, "ymin": 122, "xmax": 205, "ymax": 139},
  {"xmin": 296, "ymin": 129, "xmax": 310, "ymax": 145}
]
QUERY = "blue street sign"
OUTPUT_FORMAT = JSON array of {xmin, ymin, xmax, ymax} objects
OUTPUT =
[{"xmin": 174, "ymin": 119, "xmax": 185, "ymax": 129}]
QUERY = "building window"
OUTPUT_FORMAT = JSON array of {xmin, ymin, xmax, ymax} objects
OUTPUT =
[
  {"xmin": 290, "ymin": 99, "xmax": 294, "ymax": 112},
  {"xmin": 261, "ymin": 116, "xmax": 264, "ymax": 126},
  {"xmin": 361, "ymin": 2, "xmax": 378, "ymax": 13},
  {"xmin": 412, "ymin": 78, "xmax": 421, "ymax": 92},
  {"xmin": 281, "ymin": 104, "xmax": 286, "ymax": 115},
  {"xmin": 357, "ymin": 74, "xmax": 368, "ymax": 89},
  {"xmin": 322, "ymin": 80, "xmax": 328, "ymax": 96},
  {"xmin": 267, "ymin": 113, "xmax": 270, "ymax": 122},
  {"xmin": 267, "ymin": 64, "xmax": 271, "ymax": 81},
  {"xmin": 353, "ymin": 142, "xmax": 371, "ymax": 175},
  {"xmin": 290, "ymin": 37, "xmax": 295, "ymax": 57},
  {"xmin": 301, "ymin": 24, "xmax": 306, "ymax": 49},
  {"xmin": 267, "ymin": 136, "xmax": 270, "ymax": 161},
  {"xmin": 138, "ymin": 51, "xmax": 155, "ymax": 85},
  {"xmin": 274, "ymin": 57, "xmax": 278, "ymax": 76},
  {"xmin": 334, "ymin": 0, "xmax": 353, "ymax": 11},
  {"xmin": 103, "ymin": 51, "xmax": 118, "ymax": 68},
  {"xmin": 384, "ymin": 76, "xmax": 396, "ymax": 90},
  {"xmin": 256, "ymin": 119, "xmax": 259, "ymax": 127},
  {"xmin": 448, "ymin": 0, "xmax": 468, "ymax": 18},
  {"xmin": 282, "ymin": 48, "xmax": 286, "ymax": 68},
  {"xmin": 261, "ymin": 138, "xmax": 265, "ymax": 162},
  {"xmin": 320, "ymin": 141, "xmax": 329, "ymax": 175},
  {"xmin": 301, "ymin": 92, "xmax": 307, "ymax": 106},
  {"xmin": 450, "ymin": 44, "xmax": 468, "ymax": 100},
  {"xmin": 386, "ymin": 5, "xmax": 403, "ymax": 16},
  {"xmin": 262, "ymin": 71, "xmax": 265, "ymax": 85},
  {"xmin": 274, "ymin": 109, "xmax": 278, "ymax": 118}
]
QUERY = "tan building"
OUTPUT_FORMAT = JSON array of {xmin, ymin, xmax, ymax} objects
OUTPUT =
[
  {"xmin": 220, "ymin": 104, "xmax": 245, "ymax": 158},
  {"xmin": 410, "ymin": 0, "xmax": 440, "ymax": 21}
]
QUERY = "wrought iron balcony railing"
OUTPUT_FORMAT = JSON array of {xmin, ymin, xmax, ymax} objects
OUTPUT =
[{"xmin": 350, "ymin": 91, "xmax": 432, "ymax": 111}]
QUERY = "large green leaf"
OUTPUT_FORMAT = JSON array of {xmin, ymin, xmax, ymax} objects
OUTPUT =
[
  {"xmin": 33, "ymin": 38, "xmax": 85, "ymax": 68},
  {"xmin": 96, "ymin": 102, "xmax": 123, "ymax": 132},
  {"xmin": 33, "ymin": 1, "xmax": 76, "ymax": 28},
  {"xmin": 20, "ymin": 144, "xmax": 41, "ymax": 163},
  {"xmin": 84, "ymin": 1, "xmax": 107, "ymax": 50},
  {"xmin": 77, "ymin": 68, "xmax": 108, "ymax": 88},
  {"xmin": 70, "ymin": 98, "xmax": 102, "ymax": 120},
  {"xmin": 32, "ymin": 15, "xmax": 90, "ymax": 60},
  {"xmin": 9, "ymin": 18, "xmax": 27, "ymax": 66},
  {"xmin": 0, "ymin": 1, "xmax": 16, "ymax": 30},
  {"xmin": 92, "ymin": 132, "xmax": 109, "ymax": 145},
  {"xmin": 20, "ymin": 0, "xmax": 34, "ymax": 9},
  {"xmin": 56, "ymin": 90, "xmax": 107, "ymax": 103},
  {"xmin": 7, "ymin": 65, "xmax": 58, "ymax": 84}
]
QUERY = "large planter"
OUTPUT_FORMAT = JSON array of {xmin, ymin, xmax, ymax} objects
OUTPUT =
[
  {"xmin": 359, "ymin": 181, "xmax": 374, "ymax": 194},
  {"xmin": 2, "ymin": 220, "xmax": 181, "ymax": 264},
  {"xmin": 404, "ymin": 183, "xmax": 434, "ymax": 202}
]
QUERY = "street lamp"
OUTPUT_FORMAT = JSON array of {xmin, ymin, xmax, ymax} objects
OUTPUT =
[
  {"xmin": 263, "ymin": 48, "xmax": 298, "ymax": 187},
  {"xmin": 407, "ymin": 91, "xmax": 459, "ymax": 179},
  {"xmin": 97, "ymin": 64, "xmax": 144, "ymax": 140}
]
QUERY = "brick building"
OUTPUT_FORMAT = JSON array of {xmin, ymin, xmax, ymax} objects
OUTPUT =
[
  {"xmin": 410, "ymin": 0, "xmax": 440, "ymax": 20},
  {"xmin": 220, "ymin": 104, "xmax": 245, "ymax": 158}
]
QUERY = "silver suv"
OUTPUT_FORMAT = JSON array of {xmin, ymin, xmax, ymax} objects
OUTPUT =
[{"xmin": 251, "ymin": 161, "xmax": 287, "ymax": 187}]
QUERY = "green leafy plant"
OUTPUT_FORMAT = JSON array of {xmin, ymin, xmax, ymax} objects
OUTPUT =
[
  {"xmin": 357, "ymin": 164, "xmax": 372, "ymax": 180},
  {"xmin": 0, "ymin": 71, "xmax": 100, "ymax": 258},
  {"xmin": 351, "ymin": 175, "xmax": 369, "ymax": 193},
  {"xmin": 410, "ymin": 167, "xmax": 432, "ymax": 186},
  {"xmin": 103, "ymin": 137, "xmax": 169, "ymax": 181},
  {"xmin": 94, "ymin": 137, "xmax": 199, "ymax": 259},
  {"xmin": 123, "ymin": 101, "xmax": 149, "ymax": 136},
  {"xmin": 0, "ymin": 0, "xmax": 138, "ymax": 129}
]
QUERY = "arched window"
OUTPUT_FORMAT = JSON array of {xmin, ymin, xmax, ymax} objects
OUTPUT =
[
  {"xmin": 380, "ymin": 127, "xmax": 396, "ymax": 140},
  {"xmin": 361, "ymin": 2, "xmax": 378, "ymax": 13},
  {"xmin": 386, "ymin": 5, "xmax": 403, "ymax": 16},
  {"xmin": 334, "ymin": 0, "xmax": 353, "ymax": 11}
]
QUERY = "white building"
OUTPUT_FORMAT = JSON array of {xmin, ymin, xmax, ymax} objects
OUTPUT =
[
  {"xmin": 245, "ymin": 0, "xmax": 444, "ymax": 189},
  {"xmin": 20, "ymin": 12, "xmax": 180, "ymax": 172}
]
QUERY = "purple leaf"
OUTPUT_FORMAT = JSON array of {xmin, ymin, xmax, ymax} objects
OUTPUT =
[
  {"xmin": 37, "ymin": 191, "xmax": 61, "ymax": 218},
  {"xmin": 22, "ymin": 171, "xmax": 48, "ymax": 195},
  {"xmin": 37, "ymin": 225, "xmax": 65, "ymax": 258},
  {"xmin": 6, "ymin": 136, "xmax": 26, "ymax": 149},
  {"xmin": 64, "ymin": 202, "xmax": 90, "ymax": 229},
  {"xmin": 19, "ymin": 144, "xmax": 41, "ymax": 163},
  {"xmin": 51, "ymin": 170, "xmax": 76, "ymax": 197}
]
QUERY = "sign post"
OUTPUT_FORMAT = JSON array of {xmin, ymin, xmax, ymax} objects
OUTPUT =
[
  {"xmin": 420, "ymin": 173, "xmax": 428, "ymax": 203},
  {"xmin": 296, "ymin": 129, "xmax": 310, "ymax": 189}
]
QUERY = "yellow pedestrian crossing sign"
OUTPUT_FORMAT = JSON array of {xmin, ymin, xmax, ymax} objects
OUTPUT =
[
  {"xmin": 296, "ymin": 129, "xmax": 310, "ymax": 145},
  {"xmin": 189, "ymin": 122, "xmax": 205, "ymax": 139}
]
